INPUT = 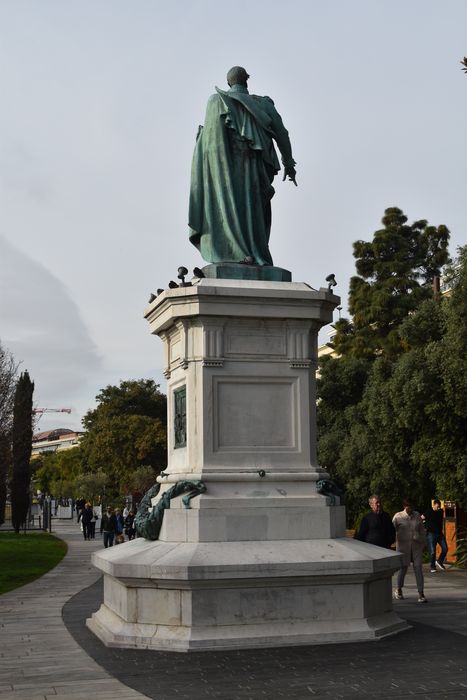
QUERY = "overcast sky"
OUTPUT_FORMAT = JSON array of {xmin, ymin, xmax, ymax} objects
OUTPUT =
[{"xmin": 1, "ymin": 0, "xmax": 466, "ymax": 432}]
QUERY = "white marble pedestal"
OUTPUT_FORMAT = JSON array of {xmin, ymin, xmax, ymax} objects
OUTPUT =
[{"xmin": 87, "ymin": 280, "xmax": 408, "ymax": 651}]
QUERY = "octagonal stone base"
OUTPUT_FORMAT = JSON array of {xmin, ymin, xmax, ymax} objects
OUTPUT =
[
  {"xmin": 86, "ymin": 538, "xmax": 408, "ymax": 652},
  {"xmin": 87, "ymin": 280, "xmax": 408, "ymax": 652}
]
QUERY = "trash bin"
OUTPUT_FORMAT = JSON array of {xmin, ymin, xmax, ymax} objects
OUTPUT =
[{"xmin": 444, "ymin": 501, "xmax": 467, "ymax": 564}]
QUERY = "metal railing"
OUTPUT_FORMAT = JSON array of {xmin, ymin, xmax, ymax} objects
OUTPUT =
[{"xmin": 1, "ymin": 498, "xmax": 74, "ymax": 533}]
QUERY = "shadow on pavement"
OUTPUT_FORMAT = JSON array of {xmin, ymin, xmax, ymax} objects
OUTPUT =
[{"xmin": 63, "ymin": 577, "xmax": 467, "ymax": 700}]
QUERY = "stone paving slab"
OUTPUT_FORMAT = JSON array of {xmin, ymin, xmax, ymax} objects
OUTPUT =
[
  {"xmin": 2, "ymin": 519, "xmax": 467, "ymax": 699},
  {"xmin": 63, "ymin": 565, "xmax": 467, "ymax": 700},
  {"xmin": 0, "ymin": 520, "xmax": 148, "ymax": 700}
]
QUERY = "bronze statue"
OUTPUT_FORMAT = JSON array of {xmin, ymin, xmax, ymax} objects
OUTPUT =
[{"xmin": 188, "ymin": 66, "xmax": 296, "ymax": 267}]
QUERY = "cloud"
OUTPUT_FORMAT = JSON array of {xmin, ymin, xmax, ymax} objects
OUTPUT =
[
  {"xmin": 0, "ymin": 142, "xmax": 52, "ymax": 203},
  {"xmin": 0, "ymin": 236, "xmax": 102, "ymax": 418}
]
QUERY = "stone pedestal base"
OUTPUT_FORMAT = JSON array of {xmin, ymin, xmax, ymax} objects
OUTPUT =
[
  {"xmin": 87, "ymin": 279, "xmax": 408, "ymax": 652},
  {"xmin": 87, "ymin": 538, "xmax": 408, "ymax": 652},
  {"xmin": 201, "ymin": 263, "xmax": 292, "ymax": 281}
]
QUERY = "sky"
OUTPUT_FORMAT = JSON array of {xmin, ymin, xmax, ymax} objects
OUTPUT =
[{"xmin": 0, "ymin": 0, "xmax": 466, "ymax": 432}]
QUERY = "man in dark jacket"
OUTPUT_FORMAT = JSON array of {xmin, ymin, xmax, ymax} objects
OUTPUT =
[
  {"xmin": 356, "ymin": 495, "xmax": 395, "ymax": 549},
  {"xmin": 422, "ymin": 499, "xmax": 448, "ymax": 572},
  {"xmin": 75, "ymin": 497, "xmax": 85, "ymax": 522},
  {"xmin": 100, "ymin": 506, "xmax": 118, "ymax": 548},
  {"xmin": 124, "ymin": 510, "xmax": 136, "ymax": 541},
  {"xmin": 80, "ymin": 502, "xmax": 94, "ymax": 541}
]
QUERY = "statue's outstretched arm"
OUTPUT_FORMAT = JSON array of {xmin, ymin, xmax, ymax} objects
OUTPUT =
[{"xmin": 266, "ymin": 99, "xmax": 297, "ymax": 186}]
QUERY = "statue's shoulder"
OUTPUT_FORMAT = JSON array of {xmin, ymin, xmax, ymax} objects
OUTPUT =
[
  {"xmin": 253, "ymin": 95, "xmax": 278, "ymax": 117},
  {"xmin": 252, "ymin": 94, "xmax": 275, "ymax": 106}
]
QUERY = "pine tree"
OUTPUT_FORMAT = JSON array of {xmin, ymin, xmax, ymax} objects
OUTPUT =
[
  {"xmin": 332, "ymin": 207, "xmax": 450, "ymax": 358},
  {"xmin": 11, "ymin": 371, "xmax": 34, "ymax": 533}
]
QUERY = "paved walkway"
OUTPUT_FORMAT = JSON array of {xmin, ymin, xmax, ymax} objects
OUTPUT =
[
  {"xmin": 1, "ymin": 520, "xmax": 467, "ymax": 699},
  {"xmin": 0, "ymin": 520, "xmax": 148, "ymax": 700}
]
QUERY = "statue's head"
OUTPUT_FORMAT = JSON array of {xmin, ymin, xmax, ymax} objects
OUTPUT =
[{"xmin": 227, "ymin": 66, "xmax": 249, "ymax": 87}]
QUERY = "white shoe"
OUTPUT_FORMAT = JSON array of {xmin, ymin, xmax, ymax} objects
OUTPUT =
[{"xmin": 394, "ymin": 589, "xmax": 404, "ymax": 600}]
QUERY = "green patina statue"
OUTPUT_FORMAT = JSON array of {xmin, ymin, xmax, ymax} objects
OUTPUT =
[
  {"xmin": 134, "ymin": 480, "xmax": 207, "ymax": 541},
  {"xmin": 188, "ymin": 66, "xmax": 297, "ymax": 267}
]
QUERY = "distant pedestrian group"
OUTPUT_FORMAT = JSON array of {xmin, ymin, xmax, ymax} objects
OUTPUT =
[
  {"xmin": 99, "ymin": 506, "xmax": 137, "ymax": 547},
  {"xmin": 356, "ymin": 495, "xmax": 449, "ymax": 604}
]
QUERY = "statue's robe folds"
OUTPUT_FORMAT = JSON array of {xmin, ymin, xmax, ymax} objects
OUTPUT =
[{"xmin": 188, "ymin": 85, "xmax": 295, "ymax": 266}]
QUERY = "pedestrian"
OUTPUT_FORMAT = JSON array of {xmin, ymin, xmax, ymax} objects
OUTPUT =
[
  {"xmin": 75, "ymin": 497, "xmax": 85, "ymax": 523},
  {"xmin": 393, "ymin": 499, "xmax": 427, "ymax": 603},
  {"xmin": 355, "ymin": 495, "xmax": 395, "ymax": 548},
  {"xmin": 124, "ymin": 509, "xmax": 136, "ymax": 540},
  {"xmin": 100, "ymin": 506, "xmax": 117, "ymax": 548},
  {"xmin": 80, "ymin": 502, "xmax": 94, "ymax": 541},
  {"xmin": 123, "ymin": 504, "xmax": 130, "ymax": 519},
  {"xmin": 422, "ymin": 499, "xmax": 448, "ymax": 573},
  {"xmin": 115, "ymin": 508, "xmax": 125, "ymax": 540},
  {"xmin": 88, "ymin": 506, "xmax": 99, "ymax": 540}
]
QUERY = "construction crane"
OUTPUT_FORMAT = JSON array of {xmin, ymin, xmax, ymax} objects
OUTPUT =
[{"xmin": 33, "ymin": 408, "xmax": 72, "ymax": 423}]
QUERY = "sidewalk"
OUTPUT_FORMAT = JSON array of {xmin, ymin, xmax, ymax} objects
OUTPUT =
[
  {"xmin": 1, "ymin": 521, "xmax": 467, "ymax": 700},
  {"xmin": 0, "ymin": 519, "xmax": 148, "ymax": 700}
]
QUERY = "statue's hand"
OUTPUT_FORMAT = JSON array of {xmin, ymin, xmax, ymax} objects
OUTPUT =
[{"xmin": 283, "ymin": 166, "xmax": 298, "ymax": 186}]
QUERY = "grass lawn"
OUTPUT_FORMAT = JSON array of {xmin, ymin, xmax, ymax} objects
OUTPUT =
[{"xmin": 0, "ymin": 531, "xmax": 68, "ymax": 595}]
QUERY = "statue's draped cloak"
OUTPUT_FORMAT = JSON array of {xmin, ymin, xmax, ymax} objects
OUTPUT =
[{"xmin": 189, "ymin": 86, "xmax": 293, "ymax": 266}]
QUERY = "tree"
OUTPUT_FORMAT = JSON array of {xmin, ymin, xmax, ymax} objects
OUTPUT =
[
  {"xmin": 33, "ymin": 446, "xmax": 83, "ymax": 497},
  {"xmin": 120, "ymin": 465, "xmax": 158, "ymax": 501},
  {"xmin": 352, "ymin": 256, "xmax": 467, "ymax": 512},
  {"xmin": 317, "ymin": 208, "xmax": 451, "ymax": 523},
  {"xmin": 74, "ymin": 470, "xmax": 108, "ymax": 504},
  {"xmin": 11, "ymin": 371, "xmax": 34, "ymax": 532},
  {"xmin": 415, "ymin": 248, "xmax": 467, "ymax": 501},
  {"xmin": 80, "ymin": 379, "xmax": 167, "ymax": 496},
  {"xmin": 0, "ymin": 341, "xmax": 17, "ymax": 524},
  {"xmin": 319, "ymin": 249, "xmax": 467, "ymax": 523},
  {"xmin": 332, "ymin": 207, "xmax": 449, "ymax": 358}
]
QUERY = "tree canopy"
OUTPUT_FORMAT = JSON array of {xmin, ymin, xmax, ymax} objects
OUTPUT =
[
  {"xmin": 33, "ymin": 446, "xmax": 83, "ymax": 497},
  {"xmin": 317, "ymin": 210, "xmax": 465, "ymax": 524},
  {"xmin": 79, "ymin": 379, "xmax": 167, "ymax": 499},
  {"xmin": 332, "ymin": 207, "xmax": 449, "ymax": 358}
]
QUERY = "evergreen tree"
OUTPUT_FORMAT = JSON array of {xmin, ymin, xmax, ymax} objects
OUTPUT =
[
  {"xmin": 11, "ymin": 371, "xmax": 34, "ymax": 533},
  {"xmin": 332, "ymin": 207, "xmax": 449, "ymax": 358},
  {"xmin": 419, "ymin": 248, "xmax": 467, "ymax": 500},
  {"xmin": 317, "ymin": 208, "xmax": 451, "ymax": 523},
  {"xmin": 0, "ymin": 434, "xmax": 11, "ymax": 526},
  {"xmin": 0, "ymin": 341, "xmax": 18, "ymax": 525}
]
